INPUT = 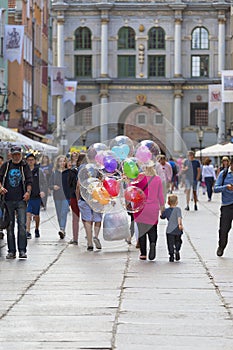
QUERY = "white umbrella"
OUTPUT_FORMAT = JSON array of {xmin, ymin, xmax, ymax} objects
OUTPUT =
[
  {"xmin": 219, "ymin": 142, "xmax": 233, "ymax": 156},
  {"xmin": 195, "ymin": 143, "xmax": 224, "ymax": 157},
  {"xmin": 0, "ymin": 125, "xmax": 58, "ymax": 154}
]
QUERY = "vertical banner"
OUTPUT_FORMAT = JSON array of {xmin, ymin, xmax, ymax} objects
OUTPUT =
[
  {"xmin": 221, "ymin": 70, "xmax": 233, "ymax": 102},
  {"xmin": 208, "ymin": 85, "xmax": 222, "ymax": 113},
  {"xmin": 4, "ymin": 25, "xmax": 24, "ymax": 64},
  {"xmin": 51, "ymin": 67, "xmax": 65, "ymax": 96},
  {"xmin": 63, "ymin": 81, "xmax": 78, "ymax": 105}
]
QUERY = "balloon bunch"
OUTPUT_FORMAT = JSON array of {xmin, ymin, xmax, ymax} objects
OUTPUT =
[{"xmin": 78, "ymin": 136, "xmax": 161, "ymax": 214}]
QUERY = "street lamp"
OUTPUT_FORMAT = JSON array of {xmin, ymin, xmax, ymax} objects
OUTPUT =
[
  {"xmin": 215, "ymin": 124, "xmax": 219, "ymax": 143},
  {"xmin": 197, "ymin": 126, "xmax": 204, "ymax": 164},
  {"xmin": 0, "ymin": 88, "xmax": 10, "ymax": 122}
]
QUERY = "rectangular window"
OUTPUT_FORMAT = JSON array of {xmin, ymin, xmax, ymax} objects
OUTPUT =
[
  {"xmin": 191, "ymin": 55, "xmax": 209, "ymax": 77},
  {"xmin": 75, "ymin": 56, "xmax": 92, "ymax": 77},
  {"xmin": 154, "ymin": 112, "xmax": 163, "ymax": 125},
  {"xmin": 118, "ymin": 55, "xmax": 135, "ymax": 78},
  {"xmin": 137, "ymin": 114, "xmax": 146, "ymax": 125},
  {"xmin": 148, "ymin": 55, "xmax": 165, "ymax": 77},
  {"xmin": 75, "ymin": 103, "xmax": 92, "ymax": 126},
  {"xmin": 190, "ymin": 103, "xmax": 208, "ymax": 126}
]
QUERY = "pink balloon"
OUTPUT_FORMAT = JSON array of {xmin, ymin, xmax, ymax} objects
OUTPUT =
[
  {"xmin": 135, "ymin": 145, "xmax": 152, "ymax": 163},
  {"xmin": 95, "ymin": 151, "xmax": 104, "ymax": 166}
]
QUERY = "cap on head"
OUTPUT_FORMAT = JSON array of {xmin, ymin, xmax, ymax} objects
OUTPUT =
[
  {"xmin": 26, "ymin": 152, "xmax": 35, "ymax": 159},
  {"xmin": 11, "ymin": 146, "xmax": 22, "ymax": 154},
  {"xmin": 222, "ymin": 156, "xmax": 229, "ymax": 162}
]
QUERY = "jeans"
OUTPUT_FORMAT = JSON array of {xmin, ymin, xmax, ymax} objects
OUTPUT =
[
  {"xmin": 166, "ymin": 234, "xmax": 182, "ymax": 257},
  {"xmin": 218, "ymin": 204, "xmax": 233, "ymax": 250},
  {"xmin": 5, "ymin": 200, "xmax": 27, "ymax": 254},
  {"xmin": 54, "ymin": 199, "xmax": 69, "ymax": 231},
  {"xmin": 137, "ymin": 223, "xmax": 157, "ymax": 256},
  {"xmin": 204, "ymin": 177, "xmax": 214, "ymax": 200}
]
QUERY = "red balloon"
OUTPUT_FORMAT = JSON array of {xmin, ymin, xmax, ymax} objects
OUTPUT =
[
  {"xmin": 124, "ymin": 186, "xmax": 146, "ymax": 213},
  {"xmin": 103, "ymin": 177, "xmax": 120, "ymax": 197}
]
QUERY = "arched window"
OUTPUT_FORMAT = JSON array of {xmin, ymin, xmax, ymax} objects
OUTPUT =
[
  {"xmin": 118, "ymin": 27, "xmax": 135, "ymax": 49},
  {"xmin": 191, "ymin": 27, "xmax": 209, "ymax": 50},
  {"xmin": 148, "ymin": 27, "xmax": 165, "ymax": 50},
  {"xmin": 74, "ymin": 27, "xmax": 92, "ymax": 50}
]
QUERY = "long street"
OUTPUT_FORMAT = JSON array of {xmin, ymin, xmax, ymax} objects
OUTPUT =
[{"xmin": 0, "ymin": 190, "xmax": 233, "ymax": 349}]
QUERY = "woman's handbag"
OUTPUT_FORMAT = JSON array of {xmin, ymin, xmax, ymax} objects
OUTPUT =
[{"xmin": 0, "ymin": 197, "xmax": 10, "ymax": 230}]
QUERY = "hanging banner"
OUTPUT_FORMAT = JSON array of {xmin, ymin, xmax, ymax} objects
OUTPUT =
[
  {"xmin": 221, "ymin": 70, "xmax": 233, "ymax": 103},
  {"xmin": 4, "ymin": 25, "xmax": 24, "ymax": 64},
  {"xmin": 51, "ymin": 67, "xmax": 65, "ymax": 96},
  {"xmin": 63, "ymin": 81, "xmax": 78, "ymax": 105},
  {"xmin": 208, "ymin": 85, "xmax": 222, "ymax": 113}
]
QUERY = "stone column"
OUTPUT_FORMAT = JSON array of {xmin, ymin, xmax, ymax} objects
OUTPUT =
[
  {"xmin": 56, "ymin": 14, "xmax": 65, "ymax": 138},
  {"xmin": 218, "ymin": 14, "xmax": 226, "ymax": 76},
  {"xmin": 174, "ymin": 16, "xmax": 182, "ymax": 77},
  {"xmin": 100, "ymin": 86, "xmax": 109, "ymax": 142},
  {"xmin": 173, "ymin": 87, "xmax": 183, "ymax": 153},
  {"xmin": 101, "ymin": 18, "xmax": 109, "ymax": 77}
]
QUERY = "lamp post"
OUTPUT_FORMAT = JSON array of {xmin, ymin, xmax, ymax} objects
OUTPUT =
[
  {"xmin": 61, "ymin": 118, "xmax": 67, "ymax": 154},
  {"xmin": 0, "ymin": 88, "xmax": 10, "ymax": 123},
  {"xmin": 197, "ymin": 127, "xmax": 204, "ymax": 164},
  {"xmin": 215, "ymin": 124, "xmax": 219, "ymax": 143}
]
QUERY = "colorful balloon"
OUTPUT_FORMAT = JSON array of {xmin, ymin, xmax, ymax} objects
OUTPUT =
[
  {"xmin": 86, "ymin": 143, "xmax": 108, "ymax": 164},
  {"xmin": 111, "ymin": 144, "xmax": 130, "ymax": 160},
  {"xmin": 103, "ymin": 155, "xmax": 118, "ymax": 173},
  {"xmin": 103, "ymin": 177, "xmax": 120, "ymax": 197},
  {"xmin": 123, "ymin": 158, "xmax": 139, "ymax": 179},
  {"xmin": 92, "ymin": 186, "xmax": 111, "ymax": 205},
  {"xmin": 124, "ymin": 185, "xmax": 146, "ymax": 213},
  {"xmin": 135, "ymin": 145, "xmax": 152, "ymax": 163}
]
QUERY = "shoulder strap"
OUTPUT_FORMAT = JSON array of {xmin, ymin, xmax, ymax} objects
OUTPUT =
[
  {"xmin": 221, "ymin": 168, "xmax": 228, "ymax": 186},
  {"xmin": 21, "ymin": 165, "xmax": 26, "ymax": 193},
  {"xmin": 2, "ymin": 161, "xmax": 10, "ymax": 187},
  {"xmin": 142, "ymin": 176, "xmax": 154, "ymax": 191}
]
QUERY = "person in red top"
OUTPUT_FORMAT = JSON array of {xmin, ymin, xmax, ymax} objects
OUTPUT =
[{"xmin": 134, "ymin": 165, "xmax": 164, "ymax": 261}]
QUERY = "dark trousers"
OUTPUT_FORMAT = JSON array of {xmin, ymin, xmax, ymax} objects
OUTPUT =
[
  {"xmin": 137, "ymin": 223, "xmax": 157, "ymax": 256},
  {"xmin": 205, "ymin": 177, "xmax": 214, "ymax": 200},
  {"xmin": 166, "ymin": 234, "xmax": 182, "ymax": 257},
  {"xmin": 128, "ymin": 213, "xmax": 134, "ymax": 237},
  {"xmin": 219, "ymin": 204, "xmax": 233, "ymax": 250},
  {"xmin": 5, "ymin": 200, "xmax": 27, "ymax": 254}
]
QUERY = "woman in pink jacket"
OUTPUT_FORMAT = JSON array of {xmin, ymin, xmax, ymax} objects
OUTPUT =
[{"xmin": 134, "ymin": 166, "xmax": 164, "ymax": 261}]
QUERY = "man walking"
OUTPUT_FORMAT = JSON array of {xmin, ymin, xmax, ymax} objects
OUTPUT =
[
  {"xmin": 214, "ymin": 157, "xmax": 233, "ymax": 257},
  {"xmin": 0, "ymin": 146, "xmax": 32, "ymax": 259},
  {"xmin": 182, "ymin": 151, "xmax": 201, "ymax": 211},
  {"xmin": 25, "ymin": 153, "xmax": 46, "ymax": 239}
]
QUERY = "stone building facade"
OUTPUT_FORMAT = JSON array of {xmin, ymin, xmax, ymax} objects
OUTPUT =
[{"xmin": 52, "ymin": 0, "xmax": 232, "ymax": 155}]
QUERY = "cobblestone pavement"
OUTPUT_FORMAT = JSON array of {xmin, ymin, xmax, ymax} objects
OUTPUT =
[{"xmin": 0, "ymin": 190, "xmax": 233, "ymax": 350}]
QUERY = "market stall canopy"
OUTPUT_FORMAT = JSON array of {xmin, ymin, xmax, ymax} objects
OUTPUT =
[
  {"xmin": 195, "ymin": 144, "xmax": 224, "ymax": 157},
  {"xmin": 219, "ymin": 142, "xmax": 233, "ymax": 156},
  {"xmin": 0, "ymin": 126, "xmax": 58, "ymax": 154}
]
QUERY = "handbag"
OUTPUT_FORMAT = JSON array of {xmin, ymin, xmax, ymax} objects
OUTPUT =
[{"xmin": 0, "ymin": 197, "xmax": 10, "ymax": 230}]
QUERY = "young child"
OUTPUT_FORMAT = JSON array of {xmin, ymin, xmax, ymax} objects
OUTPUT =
[{"xmin": 160, "ymin": 194, "xmax": 183, "ymax": 262}]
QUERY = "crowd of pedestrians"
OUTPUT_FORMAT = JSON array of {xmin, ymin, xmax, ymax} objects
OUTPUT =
[{"xmin": 0, "ymin": 145, "xmax": 232, "ymax": 261}]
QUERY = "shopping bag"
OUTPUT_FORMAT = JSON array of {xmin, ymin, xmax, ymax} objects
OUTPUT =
[{"xmin": 103, "ymin": 210, "xmax": 130, "ymax": 241}]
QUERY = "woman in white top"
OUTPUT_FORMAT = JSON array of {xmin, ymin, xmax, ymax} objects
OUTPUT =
[{"xmin": 202, "ymin": 157, "xmax": 216, "ymax": 201}]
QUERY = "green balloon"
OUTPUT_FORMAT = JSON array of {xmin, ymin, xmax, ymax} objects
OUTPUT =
[{"xmin": 123, "ymin": 160, "xmax": 139, "ymax": 179}]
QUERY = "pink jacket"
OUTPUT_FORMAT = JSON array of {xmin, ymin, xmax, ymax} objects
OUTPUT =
[{"xmin": 134, "ymin": 175, "xmax": 164, "ymax": 225}]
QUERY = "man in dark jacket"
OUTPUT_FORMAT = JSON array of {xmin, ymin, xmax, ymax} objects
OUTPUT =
[
  {"xmin": 0, "ymin": 146, "xmax": 33, "ymax": 259},
  {"xmin": 25, "ymin": 153, "xmax": 47, "ymax": 239}
]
